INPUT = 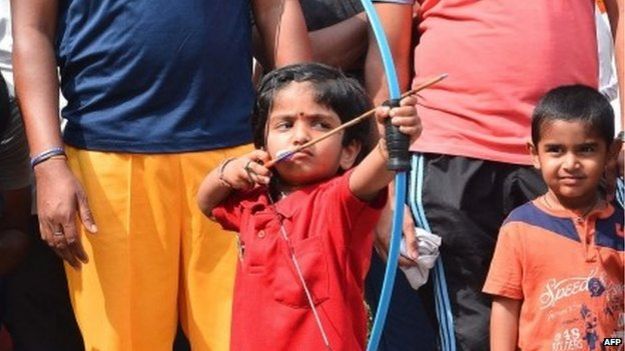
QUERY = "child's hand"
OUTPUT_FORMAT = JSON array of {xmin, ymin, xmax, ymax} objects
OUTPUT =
[
  {"xmin": 221, "ymin": 150, "xmax": 272, "ymax": 189},
  {"xmin": 375, "ymin": 94, "xmax": 421, "ymax": 143}
]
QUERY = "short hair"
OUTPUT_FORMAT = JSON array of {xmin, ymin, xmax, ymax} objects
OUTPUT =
[
  {"xmin": 252, "ymin": 63, "xmax": 374, "ymax": 164},
  {"xmin": 531, "ymin": 85, "xmax": 614, "ymax": 145}
]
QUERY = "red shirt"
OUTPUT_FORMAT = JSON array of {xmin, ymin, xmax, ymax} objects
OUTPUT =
[
  {"xmin": 213, "ymin": 172, "xmax": 386, "ymax": 351},
  {"xmin": 410, "ymin": 0, "xmax": 598, "ymax": 165}
]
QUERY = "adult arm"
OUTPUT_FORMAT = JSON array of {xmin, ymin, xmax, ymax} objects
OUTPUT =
[
  {"xmin": 364, "ymin": 2, "xmax": 413, "ymax": 104},
  {"xmin": 601, "ymin": 0, "xmax": 624, "ymax": 198},
  {"xmin": 252, "ymin": 13, "xmax": 368, "ymax": 72},
  {"xmin": 11, "ymin": 0, "xmax": 95, "ymax": 269},
  {"xmin": 605, "ymin": 0, "xmax": 624, "ymax": 128},
  {"xmin": 490, "ymin": 296, "xmax": 521, "ymax": 351},
  {"xmin": 364, "ymin": 1, "xmax": 419, "ymax": 262},
  {"xmin": 309, "ymin": 13, "xmax": 369, "ymax": 70},
  {"xmin": 252, "ymin": 0, "xmax": 312, "ymax": 68}
]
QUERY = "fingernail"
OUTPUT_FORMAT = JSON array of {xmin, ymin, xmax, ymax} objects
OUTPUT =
[{"xmin": 90, "ymin": 224, "xmax": 98, "ymax": 233}]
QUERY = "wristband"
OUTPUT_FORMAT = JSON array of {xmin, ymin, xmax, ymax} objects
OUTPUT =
[{"xmin": 30, "ymin": 147, "xmax": 66, "ymax": 169}]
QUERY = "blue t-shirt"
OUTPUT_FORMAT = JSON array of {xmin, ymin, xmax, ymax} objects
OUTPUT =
[{"xmin": 57, "ymin": 0, "xmax": 254, "ymax": 152}]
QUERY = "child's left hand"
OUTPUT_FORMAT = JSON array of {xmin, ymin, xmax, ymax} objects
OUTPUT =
[{"xmin": 374, "ymin": 94, "xmax": 421, "ymax": 143}]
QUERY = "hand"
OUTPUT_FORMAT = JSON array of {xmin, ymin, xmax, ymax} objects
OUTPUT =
[
  {"xmin": 221, "ymin": 150, "xmax": 272, "ymax": 190},
  {"xmin": 374, "ymin": 186, "xmax": 419, "ymax": 268},
  {"xmin": 374, "ymin": 94, "xmax": 421, "ymax": 143},
  {"xmin": 34, "ymin": 158, "xmax": 97, "ymax": 269}
]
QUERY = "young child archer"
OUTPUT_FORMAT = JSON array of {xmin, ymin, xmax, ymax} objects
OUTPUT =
[
  {"xmin": 197, "ymin": 63, "xmax": 420, "ymax": 351},
  {"xmin": 483, "ymin": 85, "xmax": 624, "ymax": 351}
]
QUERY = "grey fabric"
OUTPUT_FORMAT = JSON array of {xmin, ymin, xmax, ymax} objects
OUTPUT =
[
  {"xmin": 0, "ymin": 0, "xmax": 14, "ymax": 97},
  {"xmin": 0, "ymin": 98, "xmax": 30, "ymax": 191}
]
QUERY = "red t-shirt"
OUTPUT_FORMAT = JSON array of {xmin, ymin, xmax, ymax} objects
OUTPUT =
[
  {"xmin": 483, "ymin": 198, "xmax": 624, "ymax": 351},
  {"xmin": 410, "ymin": 0, "xmax": 598, "ymax": 165},
  {"xmin": 213, "ymin": 172, "xmax": 386, "ymax": 351}
]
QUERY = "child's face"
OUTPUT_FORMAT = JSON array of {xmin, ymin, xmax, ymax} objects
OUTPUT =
[
  {"xmin": 264, "ymin": 82, "xmax": 360, "ymax": 186},
  {"xmin": 530, "ymin": 120, "xmax": 609, "ymax": 207}
]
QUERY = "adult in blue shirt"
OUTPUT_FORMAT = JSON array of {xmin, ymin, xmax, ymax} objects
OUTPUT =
[{"xmin": 11, "ymin": 1, "xmax": 311, "ymax": 350}]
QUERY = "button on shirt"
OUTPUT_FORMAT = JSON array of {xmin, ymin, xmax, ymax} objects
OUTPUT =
[{"xmin": 213, "ymin": 171, "xmax": 386, "ymax": 351}]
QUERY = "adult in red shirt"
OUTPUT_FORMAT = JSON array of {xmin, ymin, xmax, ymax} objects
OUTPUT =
[{"xmin": 371, "ymin": 1, "xmax": 625, "ymax": 350}]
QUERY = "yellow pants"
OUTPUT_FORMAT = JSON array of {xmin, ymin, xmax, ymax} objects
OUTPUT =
[{"xmin": 65, "ymin": 144, "xmax": 252, "ymax": 351}]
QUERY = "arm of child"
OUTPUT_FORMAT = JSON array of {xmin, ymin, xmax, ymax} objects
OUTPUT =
[
  {"xmin": 197, "ymin": 150, "xmax": 272, "ymax": 217},
  {"xmin": 349, "ymin": 94, "xmax": 420, "ymax": 201},
  {"xmin": 490, "ymin": 296, "xmax": 521, "ymax": 351}
]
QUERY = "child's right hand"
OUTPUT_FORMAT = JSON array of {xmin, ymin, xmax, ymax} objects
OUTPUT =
[
  {"xmin": 220, "ymin": 150, "xmax": 272, "ymax": 189},
  {"xmin": 374, "ymin": 94, "xmax": 421, "ymax": 143}
]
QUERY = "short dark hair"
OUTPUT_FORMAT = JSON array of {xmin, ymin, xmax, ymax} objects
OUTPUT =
[
  {"xmin": 252, "ymin": 63, "xmax": 374, "ymax": 164},
  {"xmin": 531, "ymin": 85, "xmax": 614, "ymax": 145}
]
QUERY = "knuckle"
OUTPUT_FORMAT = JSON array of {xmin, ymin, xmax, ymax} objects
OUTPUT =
[{"xmin": 77, "ymin": 190, "xmax": 89, "ymax": 204}]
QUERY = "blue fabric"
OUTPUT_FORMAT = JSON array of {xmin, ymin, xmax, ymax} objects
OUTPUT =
[
  {"xmin": 507, "ymin": 202, "xmax": 624, "ymax": 251},
  {"xmin": 595, "ymin": 206, "xmax": 624, "ymax": 251},
  {"xmin": 505, "ymin": 202, "xmax": 580, "ymax": 243},
  {"xmin": 57, "ymin": 0, "xmax": 254, "ymax": 153},
  {"xmin": 365, "ymin": 252, "xmax": 436, "ymax": 351},
  {"xmin": 409, "ymin": 154, "xmax": 454, "ymax": 351}
]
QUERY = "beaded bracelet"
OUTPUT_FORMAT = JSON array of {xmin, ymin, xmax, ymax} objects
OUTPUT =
[{"xmin": 30, "ymin": 147, "xmax": 66, "ymax": 169}]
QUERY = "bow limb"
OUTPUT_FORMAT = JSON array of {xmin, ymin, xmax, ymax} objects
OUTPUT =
[{"xmin": 361, "ymin": 1, "xmax": 408, "ymax": 351}]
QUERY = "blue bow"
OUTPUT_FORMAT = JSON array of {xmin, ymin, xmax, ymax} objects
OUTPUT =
[{"xmin": 359, "ymin": 2, "xmax": 407, "ymax": 351}]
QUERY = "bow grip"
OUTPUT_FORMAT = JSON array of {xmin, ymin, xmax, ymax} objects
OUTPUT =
[{"xmin": 383, "ymin": 98, "xmax": 411, "ymax": 171}]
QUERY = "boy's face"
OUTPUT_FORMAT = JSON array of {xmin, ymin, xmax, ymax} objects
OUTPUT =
[
  {"xmin": 529, "ymin": 120, "xmax": 609, "ymax": 208},
  {"xmin": 264, "ymin": 82, "xmax": 360, "ymax": 186}
]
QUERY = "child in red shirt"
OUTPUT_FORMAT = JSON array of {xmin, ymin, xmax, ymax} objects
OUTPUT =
[
  {"xmin": 483, "ymin": 85, "xmax": 624, "ymax": 351},
  {"xmin": 197, "ymin": 63, "xmax": 421, "ymax": 351}
]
